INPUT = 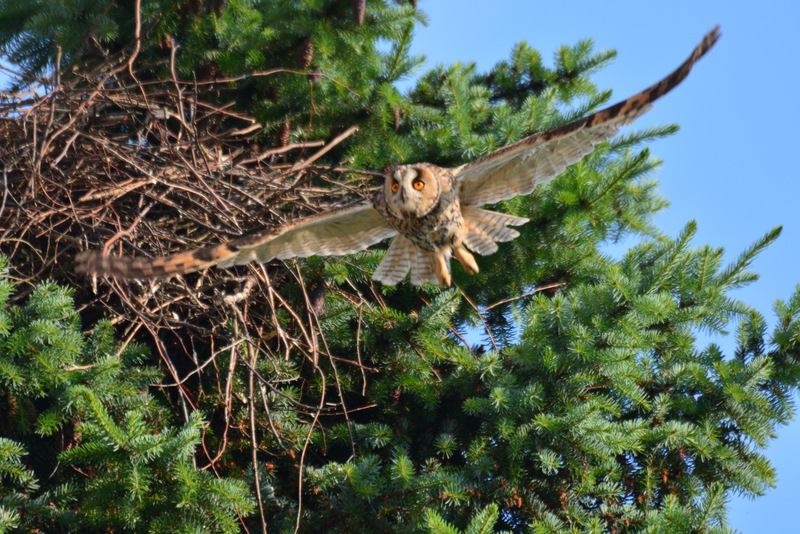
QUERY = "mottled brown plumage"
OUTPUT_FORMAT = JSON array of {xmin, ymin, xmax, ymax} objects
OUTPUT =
[{"xmin": 75, "ymin": 27, "xmax": 720, "ymax": 287}]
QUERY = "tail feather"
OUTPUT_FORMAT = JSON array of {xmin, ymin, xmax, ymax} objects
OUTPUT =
[
  {"xmin": 373, "ymin": 235, "xmax": 413, "ymax": 285},
  {"xmin": 462, "ymin": 207, "xmax": 529, "ymax": 256},
  {"xmin": 373, "ymin": 235, "xmax": 442, "ymax": 286},
  {"xmin": 410, "ymin": 250, "xmax": 438, "ymax": 286}
]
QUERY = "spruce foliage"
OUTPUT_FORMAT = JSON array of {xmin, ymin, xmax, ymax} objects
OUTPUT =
[
  {"xmin": 1, "ymin": 2, "xmax": 799, "ymax": 533},
  {"xmin": 0, "ymin": 258, "xmax": 254, "ymax": 532}
]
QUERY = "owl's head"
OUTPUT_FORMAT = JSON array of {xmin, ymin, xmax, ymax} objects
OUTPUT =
[{"xmin": 384, "ymin": 164, "xmax": 442, "ymax": 219}]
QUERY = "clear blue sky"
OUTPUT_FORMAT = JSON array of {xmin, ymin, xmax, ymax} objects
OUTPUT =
[{"xmin": 405, "ymin": 1, "xmax": 799, "ymax": 531}]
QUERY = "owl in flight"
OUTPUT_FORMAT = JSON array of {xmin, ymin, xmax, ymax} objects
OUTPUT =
[{"xmin": 76, "ymin": 27, "xmax": 720, "ymax": 287}]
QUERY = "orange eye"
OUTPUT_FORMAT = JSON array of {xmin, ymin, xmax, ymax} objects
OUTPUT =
[
  {"xmin": 391, "ymin": 182, "xmax": 399, "ymax": 193},
  {"xmin": 412, "ymin": 180, "xmax": 424, "ymax": 191}
]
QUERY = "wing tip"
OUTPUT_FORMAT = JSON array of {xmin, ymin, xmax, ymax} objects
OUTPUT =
[
  {"xmin": 74, "ymin": 250, "xmax": 102, "ymax": 276},
  {"xmin": 703, "ymin": 25, "xmax": 723, "ymax": 57}
]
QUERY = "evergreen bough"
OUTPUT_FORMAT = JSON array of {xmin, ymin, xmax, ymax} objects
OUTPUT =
[{"xmin": 0, "ymin": 257, "xmax": 254, "ymax": 532}]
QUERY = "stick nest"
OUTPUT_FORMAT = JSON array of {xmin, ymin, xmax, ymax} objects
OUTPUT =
[{"xmin": 0, "ymin": 60, "xmax": 383, "ymax": 358}]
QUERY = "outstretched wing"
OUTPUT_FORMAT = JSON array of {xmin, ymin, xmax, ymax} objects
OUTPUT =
[
  {"xmin": 75, "ymin": 201, "xmax": 397, "ymax": 279},
  {"xmin": 456, "ymin": 26, "xmax": 720, "ymax": 207}
]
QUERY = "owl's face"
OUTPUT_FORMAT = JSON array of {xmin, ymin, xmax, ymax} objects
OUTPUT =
[{"xmin": 384, "ymin": 164, "xmax": 441, "ymax": 219}]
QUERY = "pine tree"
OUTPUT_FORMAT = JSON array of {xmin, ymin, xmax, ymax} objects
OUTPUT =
[
  {"xmin": 0, "ymin": 257, "xmax": 254, "ymax": 532},
  {"xmin": 1, "ymin": 2, "xmax": 799, "ymax": 533}
]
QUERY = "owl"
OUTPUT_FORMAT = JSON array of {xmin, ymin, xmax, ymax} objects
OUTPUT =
[{"xmin": 76, "ymin": 27, "xmax": 720, "ymax": 287}]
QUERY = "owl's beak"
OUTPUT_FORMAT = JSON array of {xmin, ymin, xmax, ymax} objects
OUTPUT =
[{"xmin": 399, "ymin": 188, "xmax": 407, "ymax": 204}]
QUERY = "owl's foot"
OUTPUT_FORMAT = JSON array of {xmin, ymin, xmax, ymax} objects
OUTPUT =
[
  {"xmin": 452, "ymin": 246, "xmax": 479, "ymax": 275},
  {"xmin": 433, "ymin": 254, "xmax": 451, "ymax": 287}
]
